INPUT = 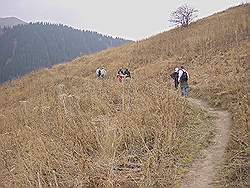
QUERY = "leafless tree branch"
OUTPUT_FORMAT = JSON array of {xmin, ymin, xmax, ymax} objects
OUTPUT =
[{"xmin": 169, "ymin": 4, "xmax": 198, "ymax": 27}]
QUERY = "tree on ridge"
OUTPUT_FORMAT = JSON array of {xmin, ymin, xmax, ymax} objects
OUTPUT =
[{"xmin": 169, "ymin": 4, "xmax": 198, "ymax": 27}]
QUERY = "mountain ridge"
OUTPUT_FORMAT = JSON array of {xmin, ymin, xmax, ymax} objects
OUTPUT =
[{"xmin": 0, "ymin": 17, "xmax": 27, "ymax": 27}]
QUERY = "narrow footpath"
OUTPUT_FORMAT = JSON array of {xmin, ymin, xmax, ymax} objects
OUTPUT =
[{"xmin": 180, "ymin": 98, "xmax": 232, "ymax": 188}]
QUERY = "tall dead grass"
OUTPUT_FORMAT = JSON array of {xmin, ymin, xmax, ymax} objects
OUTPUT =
[
  {"xmin": 0, "ymin": 3, "xmax": 249, "ymax": 188},
  {"xmin": 0, "ymin": 74, "xmax": 214, "ymax": 187}
]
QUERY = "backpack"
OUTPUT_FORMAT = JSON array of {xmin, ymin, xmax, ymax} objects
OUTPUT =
[{"xmin": 180, "ymin": 70, "xmax": 188, "ymax": 82}]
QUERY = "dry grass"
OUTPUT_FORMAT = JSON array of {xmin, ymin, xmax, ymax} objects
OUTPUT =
[
  {"xmin": 0, "ymin": 72, "xmax": 214, "ymax": 187},
  {"xmin": 189, "ymin": 41, "xmax": 249, "ymax": 187},
  {"xmin": 0, "ymin": 3, "xmax": 249, "ymax": 188}
]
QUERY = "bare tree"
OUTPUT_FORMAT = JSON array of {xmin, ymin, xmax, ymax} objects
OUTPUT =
[{"xmin": 169, "ymin": 4, "xmax": 198, "ymax": 27}]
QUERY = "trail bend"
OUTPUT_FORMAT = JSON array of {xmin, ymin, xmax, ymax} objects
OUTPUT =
[{"xmin": 180, "ymin": 98, "xmax": 232, "ymax": 188}]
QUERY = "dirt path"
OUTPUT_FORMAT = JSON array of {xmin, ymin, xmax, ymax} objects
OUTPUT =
[{"xmin": 180, "ymin": 98, "xmax": 232, "ymax": 188}]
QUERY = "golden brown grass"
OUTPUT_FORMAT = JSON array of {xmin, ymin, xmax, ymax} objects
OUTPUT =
[
  {"xmin": 0, "ymin": 72, "xmax": 214, "ymax": 187},
  {"xmin": 0, "ymin": 3, "xmax": 249, "ymax": 188}
]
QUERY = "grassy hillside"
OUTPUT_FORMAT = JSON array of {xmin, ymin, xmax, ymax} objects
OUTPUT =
[{"xmin": 0, "ymin": 4, "xmax": 249, "ymax": 188}]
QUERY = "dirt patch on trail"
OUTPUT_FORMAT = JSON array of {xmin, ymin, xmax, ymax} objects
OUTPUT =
[{"xmin": 180, "ymin": 98, "xmax": 232, "ymax": 188}]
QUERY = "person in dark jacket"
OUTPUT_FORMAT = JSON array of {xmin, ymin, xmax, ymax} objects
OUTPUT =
[
  {"xmin": 117, "ymin": 68, "xmax": 131, "ymax": 82},
  {"xmin": 170, "ymin": 67, "xmax": 179, "ymax": 90}
]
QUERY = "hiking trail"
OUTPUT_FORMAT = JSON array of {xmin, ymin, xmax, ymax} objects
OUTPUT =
[{"xmin": 180, "ymin": 98, "xmax": 232, "ymax": 188}]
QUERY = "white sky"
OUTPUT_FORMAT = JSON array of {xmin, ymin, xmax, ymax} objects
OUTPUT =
[{"xmin": 0, "ymin": 0, "xmax": 249, "ymax": 40}]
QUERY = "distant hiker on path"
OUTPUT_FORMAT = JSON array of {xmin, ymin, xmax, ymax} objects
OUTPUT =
[
  {"xmin": 178, "ymin": 66, "xmax": 189, "ymax": 97},
  {"xmin": 117, "ymin": 68, "xmax": 131, "ymax": 82},
  {"xmin": 170, "ymin": 67, "xmax": 179, "ymax": 90},
  {"xmin": 96, "ymin": 68, "xmax": 107, "ymax": 78}
]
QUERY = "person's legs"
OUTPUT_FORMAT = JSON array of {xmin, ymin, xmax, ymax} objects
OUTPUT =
[
  {"xmin": 175, "ymin": 81, "xmax": 178, "ymax": 90},
  {"xmin": 184, "ymin": 82, "xmax": 189, "ymax": 97},
  {"xmin": 185, "ymin": 86, "xmax": 188, "ymax": 97},
  {"xmin": 180, "ymin": 82, "xmax": 184, "ymax": 96},
  {"xmin": 180, "ymin": 87, "xmax": 184, "ymax": 96}
]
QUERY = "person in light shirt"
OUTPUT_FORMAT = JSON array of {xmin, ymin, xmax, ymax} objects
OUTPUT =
[
  {"xmin": 178, "ymin": 66, "xmax": 189, "ymax": 97},
  {"xmin": 96, "ymin": 68, "xmax": 107, "ymax": 78}
]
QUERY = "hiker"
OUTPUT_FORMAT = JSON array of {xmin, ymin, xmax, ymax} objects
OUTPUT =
[
  {"xmin": 117, "ymin": 69, "xmax": 125, "ymax": 82},
  {"xmin": 117, "ymin": 68, "xmax": 131, "ymax": 82},
  {"xmin": 96, "ymin": 68, "xmax": 101, "ymax": 77},
  {"xmin": 96, "ymin": 68, "xmax": 107, "ymax": 78},
  {"xmin": 170, "ymin": 67, "xmax": 179, "ymax": 90},
  {"xmin": 178, "ymin": 66, "xmax": 189, "ymax": 97}
]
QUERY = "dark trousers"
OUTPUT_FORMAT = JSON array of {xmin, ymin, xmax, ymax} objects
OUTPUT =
[{"xmin": 174, "ymin": 79, "xmax": 179, "ymax": 90}]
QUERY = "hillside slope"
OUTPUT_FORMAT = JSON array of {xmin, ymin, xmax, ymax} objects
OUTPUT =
[
  {"xmin": 0, "ymin": 23, "xmax": 131, "ymax": 84},
  {"xmin": 0, "ymin": 4, "xmax": 249, "ymax": 188}
]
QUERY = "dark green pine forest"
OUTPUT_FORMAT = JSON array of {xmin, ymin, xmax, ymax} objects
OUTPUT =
[{"xmin": 0, "ymin": 22, "xmax": 131, "ymax": 83}]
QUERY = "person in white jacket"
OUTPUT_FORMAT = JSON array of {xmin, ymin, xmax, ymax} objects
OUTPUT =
[
  {"xmin": 178, "ymin": 66, "xmax": 189, "ymax": 97},
  {"xmin": 96, "ymin": 68, "xmax": 107, "ymax": 78}
]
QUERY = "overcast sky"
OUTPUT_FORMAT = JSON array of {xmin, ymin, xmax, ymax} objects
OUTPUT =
[{"xmin": 0, "ymin": 0, "xmax": 248, "ymax": 40}]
